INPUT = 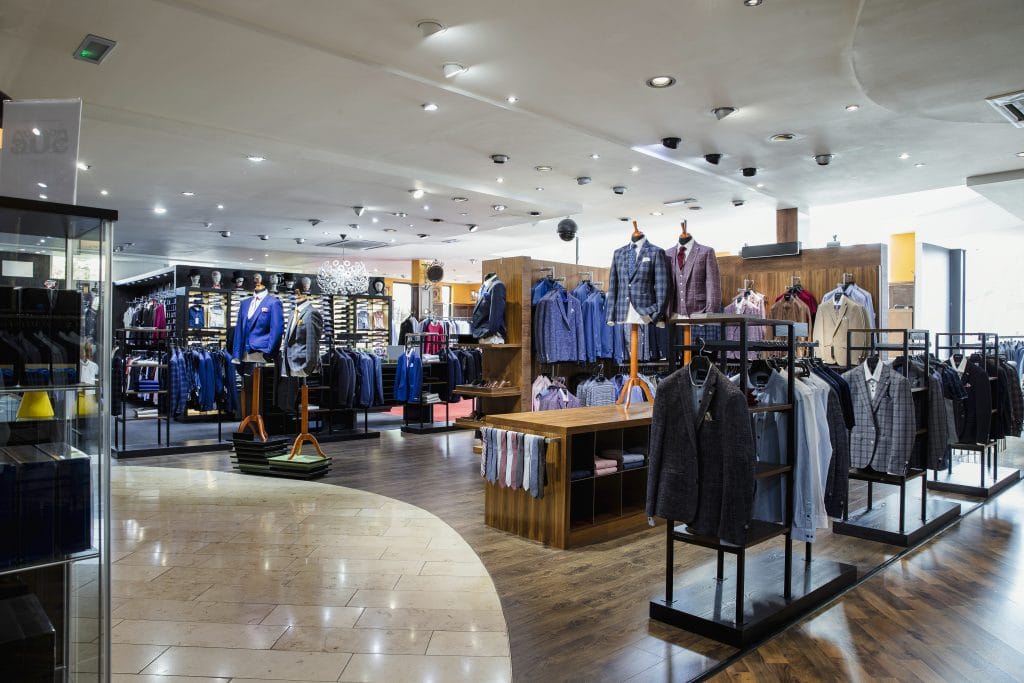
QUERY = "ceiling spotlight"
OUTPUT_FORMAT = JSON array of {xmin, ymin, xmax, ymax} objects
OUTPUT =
[
  {"xmin": 459, "ymin": 212, "xmax": 468, "ymax": 216},
  {"xmin": 704, "ymin": 153, "xmax": 723, "ymax": 165},
  {"xmin": 915, "ymin": 163, "xmax": 926, "ymax": 168},
  {"xmin": 410, "ymin": 189, "xmax": 426, "ymax": 199},
  {"xmin": 442, "ymin": 62, "xmax": 467, "ymax": 78},
  {"xmin": 417, "ymin": 233, "xmax": 430, "ymax": 239},
  {"xmin": 467, "ymin": 224, "xmax": 479, "ymax": 233},
  {"xmin": 536, "ymin": 186, "xmax": 544, "ymax": 191},
  {"xmin": 259, "ymin": 234, "xmax": 270, "ymax": 240},
  {"xmin": 417, "ymin": 20, "xmax": 445, "ymax": 37},
  {"xmin": 76, "ymin": 161, "xmax": 90, "ymax": 171},
  {"xmin": 646, "ymin": 76, "xmax": 676, "ymax": 88},
  {"xmin": 353, "ymin": 206, "xmax": 365, "ymax": 216},
  {"xmin": 576, "ymin": 176, "xmax": 592, "ymax": 186},
  {"xmin": 37, "ymin": 182, "xmax": 47, "ymax": 188},
  {"xmin": 153, "ymin": 206, "xmax": 167, "ymax": 214},
  {"xmin": 689, "ymin": 206, "xmax": 703, "ymax": 211},
  {"xmin": 348, "ymin": 223, "xmax": 359, "ymax": 230},
  {"xmin": 496, "ymin": 177, "xmax": 504, "ymax": 183},
  {"xmin": 390, "ymin": 238, "xmax": 397, "ymax": 243},
  {"xmin": 246, "ymin": 155, "xmax": 266, "ymax": 162},
  {"xmin": 506, "ymin": 95, "xmax": 518, "ymax": 104},
  {"xmin": 590, "ymin": 153, "xmax": 600, "ymax": 159},
  {"xmin": 650, "ymin": 211, "xmax": 663, "ymax": 216},
  {"xmin": 219, "ymin": 230, "xmax": 231, "ymax": 237},
  {"xmin": 630, "ymin": 166, "xmax": 640, "ymax": 172},
  {"xmin": 217, "ymin": 204, "xmax": 224, "ymax": 209},
  {"xmin": 295, "ymin": 237, "xmax": 305, "ymax": 244},
  {"xmin": 452, "ymin": 196, "xmax": 469, "ymax": 203},
  {"xmin": 770, "ymin": 133, "xmax": 796, "ymax": 142},
  {"xmin": 756, "ymin": 183, "xmax": 765, "ymax": 188},
  {"xmin": 529, "ymin": 210, "xmax": 541, "ymax": 216},
  {"xmin": 662, "ymin": 137, "xmax": 681, "ymax": 149},
  {"xmin": 814, "ymin": 154, "xmax": 834, "ymax": 166},
  {"xmin": 181, "ymin": 191, "xmax": 195, "ymax": 196},
  {"xmin": 845, "ymin": 104, "xmax": 860, "ymax": 111},
  {"xmin": 429, "ymin": 218, "xmax": 443, "ymax": 223},
  {"xmin": 491, "ymin": 154, "xmax": 510, "ymax": 164},
  {"xmin": 898, "ymin": 153, "xmax": 911, "ymax": 160},
  {"xmin": 38, "ymin": 194, "xmax": 48, "ymax": 200},
  {"xmin": 422, "ymin": 205, "xmax": 430, "ymax": 210},
  {"xmin": 493, "ymin": 204, "xmax": 507, "ymax": 211},
  {"xmin": 1017, "ymin": 152, "xmax": 1024, "ymax": 158},
  {"xmin": 612, "ymin": 185, "xmax": 627, "ymax": 195},
  {"xmin": 371, "ymin": 217, "xmax": 379, "ymax": 223},
  {"xmin": 383, "ymin": 228, "xmax": 397, "ymax": 233},
  {"xmin": 534, "ymin": 165, "xmax": 552, "ymax": 172},
  {"xmin": 421, "ymin": 103, "xmax": 439, "ymax": 112},
  {"xmin": 390, "ymin": 212, "xmax": 408, "ymax": 217},
  {"xmin": 744, "ymin": 0, "xmax": 763, "ymax": 6},
  {"xmin": 712, "ymin": 107, "xmax": 736, "ymax": 120},
  {"xmin": 100, "ymin": 189, "xmax": 109, "ymax": 196},
  {"xmin": 31, "ymin": 127, "xmax": 41, "ymax": 136},
  {"xmin": 742, "ymin": 167, "xmax": 757, "ymax": 177}
]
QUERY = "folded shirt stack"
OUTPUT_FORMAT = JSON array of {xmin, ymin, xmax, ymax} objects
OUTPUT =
[
  {"xmin": 622, "ymin": 453, "xmax": 645, "ymax": 470},
  {"xmin": 594, "ymin": 457, "xmax": 618, "ymax": 477},
  {"xmin": 570, "ymin": 469, "xmax": 592, "ymax": 481}
]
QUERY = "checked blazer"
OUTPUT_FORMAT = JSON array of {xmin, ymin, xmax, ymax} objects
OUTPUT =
[
  {"xmin": 606, "ymin": 239, "xmax": 670, "ymax": 324},
  {"xmin": 843, "ymin": 362, "xmax": 916, "ymax": 475},
  {"xmin": 665, "ymin": 241, "xmax": 723, "ymax": 317}
]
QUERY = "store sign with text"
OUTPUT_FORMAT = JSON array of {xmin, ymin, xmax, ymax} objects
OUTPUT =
[{"xmin": 0, "ymin": 98, "xmax": 82, "ymax": 204}]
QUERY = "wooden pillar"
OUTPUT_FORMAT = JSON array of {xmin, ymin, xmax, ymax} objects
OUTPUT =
[{"xmin": 776, "ymin": 208, "xmax": 798, "ymax": 243}]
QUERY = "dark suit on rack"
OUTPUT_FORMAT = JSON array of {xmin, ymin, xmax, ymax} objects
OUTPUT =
[
  {"xmin": 606, "ymin": 240, "xmax": 670, "ymax": 323},
  {"xmin": 646, "ymin": 365, "xmax": 756, "ymax": 545},
  {"xmin": 954, "ymin": 358, "xmax": 992, "ymax": 444},
  {"xmin": 471, "ymin": 277, "xmax": 506, "ymax": 339}
]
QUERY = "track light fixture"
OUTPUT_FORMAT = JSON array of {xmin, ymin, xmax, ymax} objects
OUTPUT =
[
  {"xmin": 742, "ymin": 167, "xmax": 757, "ymax": 177},
  {"xmin": 662, "ymin": 137, "xmax": 681, "ymax": 149},
  {"xmin": 352, "ymin": 206, "xmax": 365, "ymax": 216},
  {"xmin": 295, "ymin": 238, "xmax": 305, "ymax": 244},
  {"xmin": 259, "ymin": 234, "xmax": 269, "ymax": 240}
]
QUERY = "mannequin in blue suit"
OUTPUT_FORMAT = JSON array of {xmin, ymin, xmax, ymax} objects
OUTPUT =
[{"xmin": 232, "ymin": 277, "xmax": 285, "ymax": 364}]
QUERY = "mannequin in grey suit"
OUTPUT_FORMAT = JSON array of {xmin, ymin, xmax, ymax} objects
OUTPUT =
[{"xmin": 277, "ymin": 288, "xmax": 323, "ymax": 412}]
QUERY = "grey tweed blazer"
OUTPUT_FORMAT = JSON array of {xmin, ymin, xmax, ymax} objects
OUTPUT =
[{"xmin": 842, "ymin": 363, "xmax": 916, "ymax": 475}]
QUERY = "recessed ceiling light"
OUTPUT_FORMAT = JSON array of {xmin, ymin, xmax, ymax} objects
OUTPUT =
[
  {"xmin": 493, "ymin": 204, "xmax": 507, "ymax": 211},
  {"xmin": 590, "ymin": 153, "xmax": 600, "ymax": 159},
  {"xmin": 383, "ymin": 228, "xmax": 397, "ymax": 232},
  {"xmin": 410, "ymin": 189, "xmax": 425, "ymax": 199},
  {"xmin": 217, "ymin": 204, "xmax": 224, "ymax": 209},
  {"xmin": 246, "ymin": 155, "xmax": 266, "ymax": 162},
  {"xmin": 248, "ymin": 257, "xmax": 253, "ymax": 261},
  {"xmin": 37, "ymin": 182, "xmax": 47, "ymax": 188},
  {"xmin": 898, "ymin": 153, "xmax": 910, "ymax": 160},
  {"xmin": 417, "ymin": 20, "xmax": 445, "ymax": 37},
  {"xmin": 372, "ymin": 217, "xmax": 379, "ymax": 223},
  {"xmin": 459, "ymin": 212, "xmax": 468, "ymax": 216},
  {"xmin": 496, "ymin": 177, "xmax": 503, "ymax": 183},
  {"xmin": 506, "ymin": 95, "xmax": 518, "ymax": 104},
  {"xmin": 259, "ymin": 234, "xmax": 269, "ymax": 241},
  {"xmin": 630, "ymin": 166, "xmax": 640, "ymax": 172},
  {"xmin": 76, "ymin": 161, "xmax": 90, "ymax": 171},
  {"xmin": 915, "ymin": 163, "xmax": 926, "ymax": 168},
  {"xmin": 100, "ymin": 189, "xmax": 109, "ymax": 196},
  {"xmin": 422, "ymin": 205, "xmax": 430, "ymax": 210},
  {"xmin": 744, "ymin": 0, "xmax": 763, "ymax": 6},
  {"xmin": 845, "ymin": 104, "xmax": 860, "ymax": 111},
  {"xmin": 38, "ymin": 194, "xmax": 48, "ymax": 200},
  {"xmin": 31, "ymin": 127, "xmax": 41, "ymax": 136},
  {"xmin": 153, "ymin": 206, "xmax": 167, "ymax": 215},
  {"xmin": 650, "ymin": 211, "xmax": 663, "ymax": 216},
  {"xmin": 688, "ymin": 206, "xmax": 702, "ymax": 211},
  {"xmin": 534, "ymin": 165, "xmax": 552, "ymax": 172},
  {"xmin": 452, "ymin": 196, "xmax": 469, "ymax": 203},
  {"xmin": 408, "ymin": 223, "xmax": 415, "ymax": 227},
  {"xmin": 181, "ymin": 191, "xmax": 195, "ymax": 197},
  {"xmin": 1017, "ymin": 152, "xmax": 1024, "ymax": 158},
  {"xmin": 391, "ymin": 212, "xmax": 408, "ymax": 217},
  {"xmin": 468, "ymin": 224, "xmax": 479, "ymax": 232},
  {"xmin": 756, "ymin": 183, "xmax": 765, "ymax": 188},
  {"xmin": 536, "ymin": 187, "xmax": 544, "ymax": 191},
  {"xmin": 646, "ymin": 76, "xmax": 676, "ymax": 88},
  {"xmin": 442, "ymin": 63, "xmax": 467, "ymax": 78},
  {"xmin": 421, "ymin": 103, "xmax": 439, "ymax": 112},
  {"xmin": 322, "ymin": 231, "xmax": 330, "ymax": 235},
  {"xmin": 712, "ymin": 107, "xmax": 736, "ymax": 120},
  {"xmin": 770, "ymin": 133, "xmax": 796, "ymax": 142},
  {"xmin": 390, "ymin": 238, "xmax": 397, "ymax": 243}
]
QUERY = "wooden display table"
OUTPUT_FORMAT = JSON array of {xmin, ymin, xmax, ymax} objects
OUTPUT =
[{"xmin": 484, "ymin": 404, "xmax": 653, "ymax": 549}]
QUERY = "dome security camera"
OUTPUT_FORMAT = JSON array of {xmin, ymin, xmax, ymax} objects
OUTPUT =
[
  {"xmin": 295, "ymin": 237, "xmax": 305, "ymax": 244},
  {"xmin": 815, "ymin": 154, "xmax": 834, "ymax": 166},
  {"xmin": 704, "ymin": 154, "xmax": 723, "ymax": 165},
  {"xmin": 557, "ymin": 218, "xmax": 578, "ymax": 242},
  {"xmin": 612, "ymin": 185, "xmax": 627, "ymax": 195},
  {"xmin": 490, "ymin": 154, "xmax": 510, "ymax": 164},
  {"xmin": 219, "ymin": 230, "xmax": 231, "ymax": 238},
  {"xmin": 576, "ymin": 176, "xmax": 592, "ymax": 185},
  {"xmin": 662, "ymin": 137, "xmax": 682, "ymax": 149}
]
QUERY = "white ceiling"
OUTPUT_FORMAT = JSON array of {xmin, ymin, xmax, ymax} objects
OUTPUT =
[{"xmin": 1, "ymin": 0, "xmax": 1022, "ymax": 281}]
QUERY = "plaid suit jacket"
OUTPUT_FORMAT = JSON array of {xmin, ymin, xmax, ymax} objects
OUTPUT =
[
  {"xmin": 665, "ymin": 241, "xmax": 722, "ymax": 316},
  {"xmin": 606, "ymin": 240, "xmax": 670, "ymax": 323},
  {"xmin": 843, "ymin": 363, "xmax": 916, "ymax": 474}
]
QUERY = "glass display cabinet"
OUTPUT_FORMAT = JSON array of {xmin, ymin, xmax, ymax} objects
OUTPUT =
[{"xmin": 0, "ymin": 196, "xmax": 114, "ymax": 681}]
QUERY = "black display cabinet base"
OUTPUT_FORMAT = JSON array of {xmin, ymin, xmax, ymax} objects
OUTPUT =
[
  {"xmin": 926, "ymin": 464, "xmax": 1022, "ymax": 498},
  {"xmin": 230, "ymin": 435, "xmax": 331, "ymax": 479},
  {"xmin": 833, "ymin": 494, "xmax": 961, "ymax": 546},
  {"xmin": 401, "ymin": 423, "xmax": 458, "ymax": 434},
  {"xmin": 649, "ymin": 554, "xmax": 857, "ymax": 647},
  {"xmin": 112, "ymin": 439, "xmax": 233, "ymax": 459}
]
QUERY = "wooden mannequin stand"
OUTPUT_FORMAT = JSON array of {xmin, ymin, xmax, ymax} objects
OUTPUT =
[
  {"xmin": 289, "ymin": 379, "xmax": 326, "ymax": 459},
  {"xmin": 238, "ymin": 364, "xmax": 269, "ymax": 441},
  {"xmin": 617, "ymin": 220, "xmax": 657, "ymax": 409}
]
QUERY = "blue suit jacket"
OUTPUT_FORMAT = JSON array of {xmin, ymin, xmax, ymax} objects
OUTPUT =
[
  {"xmin": 232, "ymin": 294, "xmax": 284, "ymax": 360},
  {"xmin": 606, "ymin": 240, "xmax": 670, "ymax": 323},
  {"xmin": 394, "ymin": 350, "xmax": 423, "ymax": 402},
  {"xmin": 471, "ymin": 279, "xmax": 507, "ymax": 338},
  {"xmin": 534, "ymin": 289, "xmax": 586, "ymax": 364}
]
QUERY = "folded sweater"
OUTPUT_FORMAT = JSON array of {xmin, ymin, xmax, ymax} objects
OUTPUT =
[
  {"xmin": 594, "ymin": 457, "xmax": 617, "ymax": 469},
  {"xmin": 595, "ymin": 466, "xmax": 618, "ymax": 477},
  {"xmin": 621, "ymin": 454, "xmax": 644, "ymax": 464}
]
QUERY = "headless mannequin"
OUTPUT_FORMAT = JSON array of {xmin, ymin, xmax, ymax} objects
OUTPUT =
[
  {"xmin": 679, "ymin": 220, "xmax": 693, "ymax": 247},
  {"xmin": 616, "ymin": 220, "xmax": 655, "ymax": 407},
  {"xmin": 242, "ymin": 277, "xmax": 270, "ymax": 361}
]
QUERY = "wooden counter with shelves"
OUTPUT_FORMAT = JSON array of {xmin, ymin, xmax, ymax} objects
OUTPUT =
[{"xmin": 484, "ymin": 404, "xmax": 654, "ymax": 549}]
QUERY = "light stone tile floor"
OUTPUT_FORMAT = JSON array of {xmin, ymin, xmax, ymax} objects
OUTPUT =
[{"xmin": 109, "ymin": 467, "xmax": 512, "ymax": 682}]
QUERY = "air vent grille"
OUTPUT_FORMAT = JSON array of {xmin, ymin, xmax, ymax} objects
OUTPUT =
[
  {"xmin": 317, "ymin": 239, "xmax": 390, "ymax": 250},
  {"xmin": 987, "ymin": 90, "xmax": 1024, "ymax": 128}
]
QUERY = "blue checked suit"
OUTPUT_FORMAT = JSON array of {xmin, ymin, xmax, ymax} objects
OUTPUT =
[{"xmin": 606, "ymin": 240, "xmax": 670, "ymax": 324}]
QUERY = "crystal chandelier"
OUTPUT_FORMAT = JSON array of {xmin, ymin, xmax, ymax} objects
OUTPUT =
[{"xmin": 317, "ymin": 258, "xmax": 369, "ymax": 295}]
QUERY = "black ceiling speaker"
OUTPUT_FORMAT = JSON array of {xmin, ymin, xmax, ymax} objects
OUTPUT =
[
  {"xmin": 742, "ymin": 167, "xmax": 757, "ymax": 177},
  {"xmin": 425, "ymin": 260, "xmax": 444, "ymax": 283},
  {"xmin": 557, "ymin": 218, "xmax": 578, "ymax": 242},
  {"xmin": 705, "ymin": 154, "xmax": 723, "ymax": 165},
  {"xmin": 662, "ymin": 137, "xmax": 682, "ymax": 149}
]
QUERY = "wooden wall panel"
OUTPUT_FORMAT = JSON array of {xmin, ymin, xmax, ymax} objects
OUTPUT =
[{"xmin": 717, "ymin": 244, "xmax": 887, "ymax": 324}]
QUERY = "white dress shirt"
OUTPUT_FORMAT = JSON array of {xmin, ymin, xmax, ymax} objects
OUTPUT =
[{"xmin": 864, "ymin": 359, "xmax": 885, "ymax": 400}]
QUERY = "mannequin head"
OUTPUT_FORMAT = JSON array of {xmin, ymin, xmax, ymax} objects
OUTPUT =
[
  {"xmin": 283, "ymin": 273, "xmax": 295, "ymax": 291},
  {"xmin": 188, "ymin": 268, "xmax": 201, "ymax": 287},
  {"xmin": 268, "ymin": 273, "xmax": 280, "ymax": 292},
  {"xmin": 253, "ymin": 272, "xmax": 265, "ymax": 292},
  {"xmin": 232, "ymin": 271, "xmax": 245, "ymax": 289},
  {"xmin": 211, "ymin": 270, "xmax": 222, "ymax": 288},
  {"xmin": 372, "ymin": 279, "xmax": 386, "ymax": 295},
  {"xmin": 300, "ymin": 276, "xmax": 312, "ymax": 294}
]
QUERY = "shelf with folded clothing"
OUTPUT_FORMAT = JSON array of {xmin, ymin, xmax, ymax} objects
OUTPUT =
[
  {"xmin": 397, "ymin": 332, "xmax": 459, "ymax": 434},
  {"xmin": 833, "ymin": 328, "xmax": 965, "ymax": 545},
  {"xmin": 453, "ymin": 385, "xmax": 522, "ymax": 398},
  {"xmin": 653, "ymin": 316, "xmax": 857, "ymax": 645}
]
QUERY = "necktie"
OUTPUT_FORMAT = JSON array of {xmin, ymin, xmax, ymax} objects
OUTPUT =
[
  {"xmin": 630, "ymin": 243, "xmax": 639, "ymax": 272},
  {"xmin": 677, "ymin": 246, "xmax": 687, "ymax": 270}
]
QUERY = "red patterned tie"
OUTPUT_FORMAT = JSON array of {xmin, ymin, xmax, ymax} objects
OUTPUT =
[{"xmin": 677, "ymin": 246, "xmax": 686, "ymax": 270}]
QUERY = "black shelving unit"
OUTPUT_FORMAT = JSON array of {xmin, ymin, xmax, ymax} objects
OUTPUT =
[
  {"xmin": 650, "ymin": 314, "xmax": 856, "ymax": 647},
  {"xmin": 832, "ymin": 328, "xmax": 962, "ymax": 546},
  {"xmin": 113, "ymin": 328, "xmax": 171, "ymax": 453},
  {"xmin": 401, "ymin": 332, "xmax": 458, "ymax": 434},
  {"xmin": 928, "ymin": 332, "xmax": 1022, "ymax": 498}
]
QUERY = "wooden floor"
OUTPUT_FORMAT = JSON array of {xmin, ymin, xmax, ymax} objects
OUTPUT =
[{"xmin": 123, "ymin": 432, "xmax": 1024, "ymax": 682}]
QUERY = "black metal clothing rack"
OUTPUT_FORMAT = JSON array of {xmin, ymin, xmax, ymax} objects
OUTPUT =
[
  {"xmin": 401, "ymin": 332, "xmax": 458, "ymax": 434},
  {"xmin": 928, "ymin": 332, "xmax": 1020, "ymax": 497},
  {"xmin": 114, "ymin": 328, "xmax": 171, "ymax": 452},
  {"xmin": 650, "ymin": 314, "xmax": 856, "ymax": 646},
  {"xmin": 318, "ymin": 332, "xmax": 380, "ymax": 441}
]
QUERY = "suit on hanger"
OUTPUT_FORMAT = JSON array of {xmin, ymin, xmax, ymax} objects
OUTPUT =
[
  {"xmin": 664, "ymin": 241, "xmax": 722, "ymax": 318},
  {"xmin": 534, "ymin": 289, "xmax": 586, "ymax": 364},
  {"xmin": 646, "ymin": 365, "xmax": 755, "ymax": 545},
  {"xmin": 843, "ymin": 362, "xmax": 915, "ymax": 474},
  {"xmin": 471, "ymin": 277, "xmax": 506, "ymax": 339},
  {"xmin": 231, "ymin": 293, "xmax": 284, "ymax": 361},
  {"xmin": 812, "ymin": 296, "xmax": 870, "ymax": 365},
  {"xmin": 606, "ymin": 240, "xmax": 670, "ymax": 324}
]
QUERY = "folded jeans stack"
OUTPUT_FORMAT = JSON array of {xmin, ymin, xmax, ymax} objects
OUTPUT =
[
  {"xmin": 594, "ymin": 456, "xmax": 618, "ymax": 477},
  {"xmin": 622, "ymin": 453, "xmax": 645, "ymax": 470}
]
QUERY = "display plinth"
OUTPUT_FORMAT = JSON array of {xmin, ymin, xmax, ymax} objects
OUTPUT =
[
  {"xmin": 649, "ymin": 554, "xmax": 857, "ymax": 647},
  {"xmin": 833, "ymin": 493, "xmax": 961, "ymax": 546},
  {"xmin": 926, "ymin": 464, "xmax": 1021, "ymax": 498}
]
